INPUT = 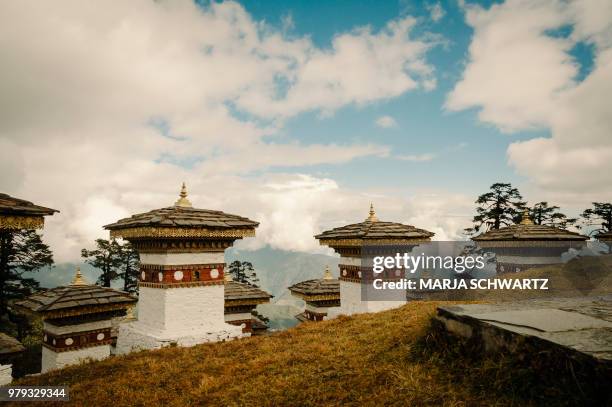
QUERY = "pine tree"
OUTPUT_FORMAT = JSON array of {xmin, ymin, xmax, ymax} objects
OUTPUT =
[
  {"xmin": 529, "ymin": 202, "xmax": 576, "ymax": 229},
  {"xmin": 118, "ymin": 242, "xmax": 140, "ymax": 294},
  {"xmin": 227, "ymin": 260, "xmax": 259, "ymax": 287},
  {"xmin": 465, "ymin": 183, "xmax": 526, "ymax": 236},
  {"xmin": 0, "ymin": 229, "xmax": 53, "ymax": 316},
  {"xmin": 81, "ymin": 239, "xmax": 122, "ymax": 287},
  {"xmin": 580, "ymin": 202, "xmax": 612, "ymax": 236}
]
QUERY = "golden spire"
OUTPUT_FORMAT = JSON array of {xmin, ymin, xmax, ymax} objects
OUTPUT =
[
  {"xmin": 323, "ymin": 265, "xmax": 333, "ymax": 280},
  {"xmin": 174, "ymin": 182, "xmax": 193, "ymax": 208},
  {"xmin": 520, "ymin": 209, "xmax": 534, "ymax": 225},
  {"xmin": 224, "ymin": 272, "xmax": 233, "ymax": 282},
  {"xmin": 70, "ymin": 267, "xmax": 88, "ymax": 286},
  {"xmin": 366, "ymin": 203, "xmax": 378, "ymax": 222}
]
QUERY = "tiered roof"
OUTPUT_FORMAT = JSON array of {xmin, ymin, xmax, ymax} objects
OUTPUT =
[
  {"xmin": 0, "ymin": 193, "xmax": 58, "ymax": 229},
  {"xmin": 472, "ymin": 215, "xmax": 588, "ymax": 242},
  {"xmin": 14, "ymin": 269, "xmax": 136, "ymax": 319},
  {"xmin": 0, "ymin": 333, "xmax": 24, "ymax": 358},
  {"xmin": 288, "ymin": 267, "xmax": 340, "ymax": 301},
  {"xmin": 596, "ymin": 230, "xmax": 612, "ymax": 242},
  {"xmin": 315, "ymin": 204, "xmax": 434, "ymax": 246},
  {"xmin": 224, "ymin": 280, "xmax": 272, "ymax": 307},
  {"xmin": 105, "ymin": 183, "xmax": 258, "ymax": 239}
]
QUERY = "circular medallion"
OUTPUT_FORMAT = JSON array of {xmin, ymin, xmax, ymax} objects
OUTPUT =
[
  {"xmin": 395, "ymin": 269, "xmax": 401, "ymax": 277},
  {"xmin": 141, "ymin": 271, "xmax": 146, "ymax": 281},
  {"xmin": 342, "ymin": 269, "xmax": 347, "ymax": 276},
  {"xmin": 97, "ymin": 333, "xmax": 105, "ymax": 341},
  {"xmin": 210, "ymin": 268, "xmax": 219, "ymax": 279},
  {"xmin": 158, "ymin": 272, "xmax": 164, "ymax": 282},
  {"xmin": 53, "ymin": 339, "xmax": 56, "ymax": 345},
  {"xmin": 44, "ymin": 334, "xmax": 47, "ymax": 341},
  {"xmin": 174, "ymin": 270, "xmax": 184, "ymax": 281},
  {"xmin": 65, "ymin": 337, "xmax": 73, "ymax": 346},
  {"xmin": 358, "ymin": 271, "xmax": 362, "ymax": 278}
]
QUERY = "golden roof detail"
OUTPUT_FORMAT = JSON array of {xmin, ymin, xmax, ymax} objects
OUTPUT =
[
  {"xmin": 520, "ymin": 210, "xmax": 534, "ymax": 225},
  {"xmin": 366, "ymin": 203, "xmax": 378, "ymax": 222},
  {"xmin": 323, "ymin": 265, "xmax": 333, "ymax": 280},
  {"xmin": 70, "ymin": 267, "xmax": 89, "ymax": 286},
  {"xmin": 174, "ymin": 182, "xmax": 193, "ymax": 208}
]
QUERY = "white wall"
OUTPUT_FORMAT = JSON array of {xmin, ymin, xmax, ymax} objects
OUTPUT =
[
  {"xmin": 41, "ymin": 345, "xmax": 110, "ymax": 373},
  {"xmin": 0, "ymin": 364, "xmax": 12, "ymax": 385},
  {"xmin": 139, "ymin": 252, "xmax": 224, "ymax": 265},
  {"xmin": 137, "ymin": 285, "xmax": 226, "ymax": 336}
]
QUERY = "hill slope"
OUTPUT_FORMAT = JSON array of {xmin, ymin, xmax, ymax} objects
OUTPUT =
[{"xmin": 12, "ymin": 300, "xmax": 608, "ymax": 406}]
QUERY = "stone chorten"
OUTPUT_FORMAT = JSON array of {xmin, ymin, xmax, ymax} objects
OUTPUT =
[
  {"xmin": 288, "ymin": 266, "xmax": 340, "ymax": 322},
  {"xmin": 104, "ymin": 183, "xmax": 259, "ymax": 352},
  {"xmin": 14, "ymin": 268, "xmax": 136, "ymax": 372},
  {"xmin": 0, "ymin": 333, "xmax": 24, "ymax": 385},
  {"xmin": 315, "ymin": 204, "xmax": 434, "ymax": 315},
  {"xmin": 472, "ymin": 211, "xmax": 588, "ymax": 273},
  {"xmin": 223, "ymin": 273, "xmax": 272, "ymax": 334}
]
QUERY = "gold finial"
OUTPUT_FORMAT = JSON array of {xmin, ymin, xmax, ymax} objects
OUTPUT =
[
  {"xmin": 366, "ymin": 203, "xmax": 378, "ymax": 222},
  {"xmin": 520, "ymin": 209, "xmax": 534, "ymax": 225},
  {"xmin": 323, "ymin": 265, "xmax": 333, "ymax": 280},
  {"xmin": 70, "ymin": 267, "xmax": 88, "ymax": 286},
  {"xmin": 224, "ymin": 272, "xmax": 233, "ymax": 282},
  {"xmin": 174, "ymin": 182, "xmax": 193, "ymax": 208}
]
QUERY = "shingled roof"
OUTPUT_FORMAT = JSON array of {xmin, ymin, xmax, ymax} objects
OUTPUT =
[
  {"xmin": 596, "ymin": 230, "xmax": 612, "ymax": 242},
  {"xmin": 472, "ymin": 219, "xmax": 588, "ymax": 242},
  {"xmin": 13, "ymin": 270, "xmax": 136, "ymax": 319},
  {"xmin": 104, "ymin": 184, "xmax": 258, "ymax": 239},
  {"xmin": 224, "ymin": 281, "xmax": 272, "ymax": 306},
  {"xmin": 0, "ymin": 193, "xmax": 58, "ymax": 230},
  {"xmin": 289, "ymin": 268, "xmax": 340, "ymax": 300},
  {"xmin": 0, "ymin": 333, "xmax": 24, "ymax": 357},
  {"xmin": 315, "ymin": 205, "xmax": 434, "ymax": 244}
]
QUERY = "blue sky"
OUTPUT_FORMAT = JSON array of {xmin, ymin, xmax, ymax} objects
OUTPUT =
[
  {"xmin": 200, "ymin": 0, "xmax": 558, "ymax": 195},
  {"xmin": 1, "ymin": 0, "xmax": 610, "ymax": 261}
]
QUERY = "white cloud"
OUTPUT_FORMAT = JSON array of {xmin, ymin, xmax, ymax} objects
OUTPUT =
[
  {"xmin": 427, "ymin": 2, "xmax": 446, "ymax": 22},
  {"xmin": 447, "ymin": 0, "xmax": 612, "ymax": 202},
  {"xmin": 375, "ymin": 115, "xmax": 398, "ymax": 128},
  {"xmin": 0, "ymin": 0, "xmax": 439, "ymax": 262}
]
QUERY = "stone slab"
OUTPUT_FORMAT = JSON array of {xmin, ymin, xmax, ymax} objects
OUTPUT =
[{"xmin": 437, "ymin": 295, "xmax": 612, "ymax": 362}]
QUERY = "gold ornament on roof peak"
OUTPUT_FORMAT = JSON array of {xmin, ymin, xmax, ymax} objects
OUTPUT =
[
  {"xmin": 224, "ymin": 272, "xmax": 233, "ymax": 282},
  {"xmin": 366, "ymin": 203, "xmax": 378, "ymax": 222},
  {"xmin": 520, "ymin": 209, "xmax": 534, "ymax": 225},
  {"xmin": 174, "ymin": 182, "xmax": 193, "ymax": 208},
  {"xmin": 70, "ymin": 267, "xmax": 89, "ymax": 286},
  {"xmin": 323, "ymin": 265, "xmax": 333, "ymax": 280}
]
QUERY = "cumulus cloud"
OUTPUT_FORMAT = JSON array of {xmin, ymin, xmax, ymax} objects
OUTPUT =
[
  {"xmin": 427, "ymin": 2, "xmax": 446, "ymax": 22},
  {"xmin": 375, "ymin": 115, "xmax": 398, "ymax": 128},
  {"xmin": 447, "ymin": 0, "xmax": 612, "ymax": 201},
  {"xmin": 0, "ymin": 0, "xmax": 440, "ymax": 261}
]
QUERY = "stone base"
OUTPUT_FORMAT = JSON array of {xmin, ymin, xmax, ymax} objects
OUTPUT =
[
  {"xmin": 41, "ymin": 345, "xmax": 111, "ymax": 373},
  {"xmin": 115, "ymin": 321, "xmax": 245, "ymax": 354},
  {"xmin": 0, "ymin": 363, "xmax": 12, "ymax": 385}
]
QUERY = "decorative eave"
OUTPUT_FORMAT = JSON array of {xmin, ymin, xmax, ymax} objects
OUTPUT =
[
  {"xmin": 290, "ymin": 292, "xmax": 341, "ymax": 302},
  {"xmin": 224, "ymin": 280, "xmax": 272, "ymax": 308},
  {"xmin": 472, "ymin": 224, "xmax": 588, "ymax": 243},
  {"xmin": 315, "ymin": 205, "xmax": 434, "ymax": 248},
  {"xmin": 0, "ymin": 193, "xmax": 58, "ymax": 230},
  {"xmin": 596, "ymin": 230, "xmax": 612, "ymax": 242},
  {"xmin": 109, "ymin": 226, "xmax": 256, "ymax": 240},
  {"xmin": 105, "ymin": 184, "xmax": 258, "ymax": 241}
]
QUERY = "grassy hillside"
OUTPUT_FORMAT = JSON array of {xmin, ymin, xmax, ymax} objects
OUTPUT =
[{"xmin": 11, "ymin": 300, "xmax": 608, "ymax": 407}]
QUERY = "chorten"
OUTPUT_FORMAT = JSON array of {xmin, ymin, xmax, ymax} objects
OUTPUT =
[
  {"xmin": 472, "ymin": 211, "xmax": 588, "ymax": 273},
  {"xmin": 288, "ymin": 266, "xmax": 340, "ymax": 321},
  {"xmin": 14, "ymin": 268, "xmax": 136, "ymax": 372},
  {"xmin": 224, "ymin": 273, "xmax": 272, "ymax": 334},
  {"xmin": 315, "ymin": 204, "xmax": 434, "ymax": 315},
  {"xmin": 104, "ymin": 183, "xmax": 259, "ymax": 352}
]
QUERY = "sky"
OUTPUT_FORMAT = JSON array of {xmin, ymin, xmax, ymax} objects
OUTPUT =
[{"xmin": 0, "ymin": 0, "xmax": 611, "ymax": 263}]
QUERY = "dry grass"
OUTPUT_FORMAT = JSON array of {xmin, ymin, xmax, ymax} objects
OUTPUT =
[{"xmin": 11, "ymin": 299, "xmax": 608, "ymax": 407}]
